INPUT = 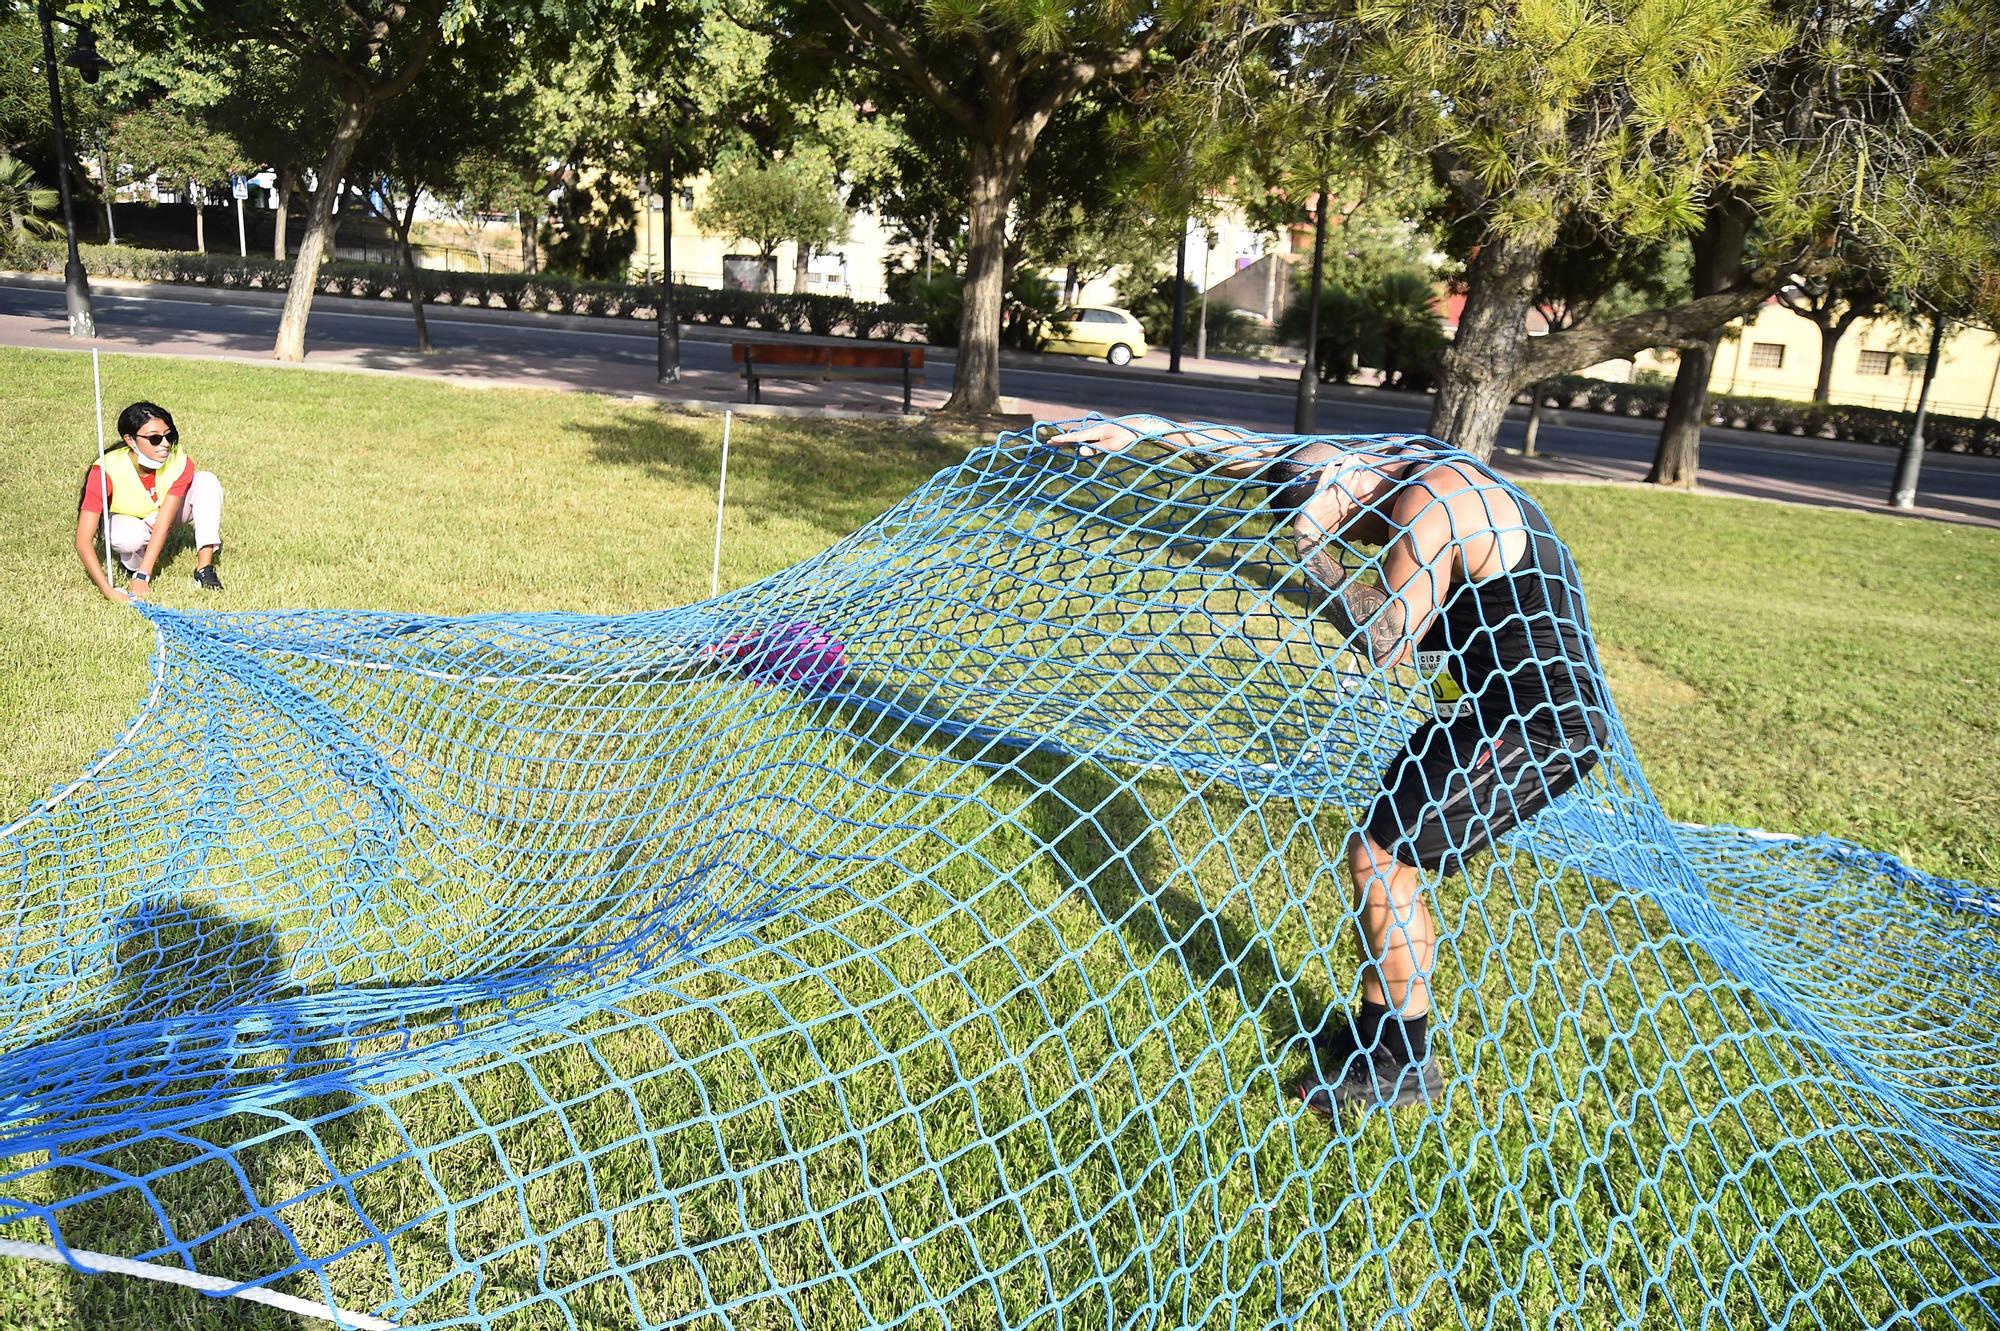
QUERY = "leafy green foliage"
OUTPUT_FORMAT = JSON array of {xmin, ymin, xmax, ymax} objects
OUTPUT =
[
  {"xmin": 1342, "ymin": 0, "xmax": 1788, "ymax": 242},
  {"xmin": 105, "ymin": 102, "xmax": 247, "ymax": 197},
  {"xmin": 757, "ymin": 0, "xmax": 1221, "ymax": 411},
  {"xmin": 1535, "ymin": 218, "xmax": 1691, "ymax": 331},
  {"xmin": 694, "ymin": 149, "xmax": 850, "ymax": 272},
  {"xmin": 1524, "ymin": 371, "xmax": 2000, "ymax": 454},
  {"xmin": 885, "ymin": 262, "xmax": 1058, "ymax": 348},
  {"xmin": 0, "ymin": 153, "xmax": 58, "ymax": 256},
  {"xmin": 539, "ymin": 169, "xmax": 639, "ymax": 280}
]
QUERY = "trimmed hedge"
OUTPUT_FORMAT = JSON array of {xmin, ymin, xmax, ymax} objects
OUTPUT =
[
  {"xmin": 1521, "ymin": 373, "xmax": 1998, "ymax": 456},
  {"xmin": 8, "ymin": 243, "xmax": 918, "ymax": 342}
]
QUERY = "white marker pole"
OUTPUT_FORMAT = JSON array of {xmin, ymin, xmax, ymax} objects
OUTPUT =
[
  {"xmin": 92, "ymin": 349, "xmax": 111, "ymax": 575},
  {"xmin": 710, "ymin": 410, "xmax": 732, "ymax": 599}
]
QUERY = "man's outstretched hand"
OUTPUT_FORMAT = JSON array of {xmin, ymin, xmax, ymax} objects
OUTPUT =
[{"xmin": 1044, "ymin": 419, "xmax": 1150, "ymax": 457}]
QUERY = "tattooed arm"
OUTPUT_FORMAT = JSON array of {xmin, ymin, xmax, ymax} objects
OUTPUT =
[{"xmin": 1301, "ymin": 543, "xmax": 1407, "ymax": 666}]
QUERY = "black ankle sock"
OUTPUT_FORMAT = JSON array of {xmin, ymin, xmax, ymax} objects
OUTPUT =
[{"xmin": 1322, "ymin": 1002, "xmax": 1429, "ymax": 1067}]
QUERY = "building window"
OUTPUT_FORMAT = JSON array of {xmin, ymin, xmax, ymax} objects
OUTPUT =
[
  {"xmin": 1903, "ymin": 352, "xmax": 1929, "ymax": 375},
  {"xmin": 1748, "ymin": 342, "xmax": 1785, "ymax": 369},
  {"xmin": 1856, "ymin": 349, "xmax": 1893, "ymax": 376}
]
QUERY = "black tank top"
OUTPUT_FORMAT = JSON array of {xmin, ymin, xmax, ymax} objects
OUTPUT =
[{"xmin": 1415, "ymin": 494, "xmax": 1608, "ymax": 749}]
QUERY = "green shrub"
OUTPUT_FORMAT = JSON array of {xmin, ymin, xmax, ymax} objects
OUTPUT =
[
  {"xmin": 885, "ymin": 270, "xmax": 963, "ymax": 346},
  {"xmin": 1203, "ymin": 306, "xmax": 1268, "ymax": 358}
]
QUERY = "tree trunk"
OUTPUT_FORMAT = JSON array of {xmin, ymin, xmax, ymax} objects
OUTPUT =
[
  {"xmin": 1521, "ymin": 386, "xmax": 1545, "ymax": 457},
  {"xmin": 274, "ymin": 170, "xmax": 292, "ymax": 260},
  {"xmin": 275, "ymin": 98, "xmax": 372, "ymax": 363},
  {"xmin": 194, "ymin": 194, "xmax": 205, "ymax": 255},
  {"xmin": 945, "ymin": 141, "xmax": 1011, "ymax": 417},
  {"xmin": 793, "ymin": 243, "xmax": 810, "ymax": 293},
  {"xmin": 1813, "ymin": 320, "xmax": 1840, "ymax": 403},
  {"xmin": 1428, "ymin": 227, "xmax": 1550, "ymax": 458},
  {"xmin": 1647, "ymin": 198, "xmax": 1753, "ymax": 486},
  {"xmin": 520, "ymin": 211, "xmax": 538, "ymax": 273},
  {"xmin": 397, "ymin": 194, "xmax": 431, "ymax": 353},
  {"xmin": 1811, "ymin": 309, "xmax": 1864, "ymax": 404},
  {"xmin": 1647, "ymin": 333, "xmax": 1721, "ymax": 486}
]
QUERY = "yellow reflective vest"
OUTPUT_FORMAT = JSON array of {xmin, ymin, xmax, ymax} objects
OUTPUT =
[{"xmin": 98, "ymin": 447, "xmax": 189, "ymax": 522}]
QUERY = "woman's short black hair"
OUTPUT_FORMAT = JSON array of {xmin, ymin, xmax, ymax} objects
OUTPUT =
[{"xmin": 116, "ymin": 401, "xmax": 175, "ymax": 440}]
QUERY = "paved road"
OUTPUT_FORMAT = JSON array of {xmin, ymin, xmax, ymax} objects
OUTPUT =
[{"xmin": 4, "ymin": 280, "xmax": 1996, "ymax": 528}]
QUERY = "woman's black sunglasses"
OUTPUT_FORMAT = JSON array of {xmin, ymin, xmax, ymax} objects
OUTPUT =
[{"xmin": 134, "ymin": 428, "xmax": 179, "ymax": 446}]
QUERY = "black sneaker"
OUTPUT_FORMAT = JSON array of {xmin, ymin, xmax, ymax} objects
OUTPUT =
[
  {"xmin": 192, "ymin": 564, "xmax": 224, "ymax": 592},
  {"xmin": 1299, "ymin": 1052, "xmax": 1443, "ymax": 1116}
]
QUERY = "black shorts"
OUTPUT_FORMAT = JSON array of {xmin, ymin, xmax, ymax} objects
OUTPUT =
[{"xmin": 1363, "ymin": 712, "xmax": 1602, "ymax": 874}]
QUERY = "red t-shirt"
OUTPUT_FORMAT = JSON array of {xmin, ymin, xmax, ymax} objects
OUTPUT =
[{"xmin": 78, "ymin": 456, "xmax": 195, "ymax": 516}]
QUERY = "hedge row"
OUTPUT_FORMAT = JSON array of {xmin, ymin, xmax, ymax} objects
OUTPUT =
[
  {"xmin": 9, "ymin": 243, "xmax": 919, "ymax": 341},
  {"xmin": 1521, "ymin": 374, "xmax": 1997, "ymax": 456}
]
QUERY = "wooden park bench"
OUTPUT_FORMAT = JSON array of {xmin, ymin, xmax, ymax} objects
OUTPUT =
[{"xmin": 731, "ymin": 341, "xmax": 926, "ymax": 412}]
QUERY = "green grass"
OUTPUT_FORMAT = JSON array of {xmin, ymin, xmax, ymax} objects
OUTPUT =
[{"xmin": 1, "ymin": 345, "xmax": 1997, "ymax": 1329}]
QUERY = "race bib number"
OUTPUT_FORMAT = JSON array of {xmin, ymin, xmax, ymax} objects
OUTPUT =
[{"xmin": 1416, "ymin": 651, "xmax": 1471, "ymax": 721}]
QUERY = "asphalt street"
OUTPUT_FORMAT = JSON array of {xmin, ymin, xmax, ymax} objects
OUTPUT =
[{"xmin": 4, "ymin": 280, "xmax": 1995, "ymax": 527}]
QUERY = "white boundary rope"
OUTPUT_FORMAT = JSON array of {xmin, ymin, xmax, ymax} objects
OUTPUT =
[
  {"xmin": 93, "ymin": 349, "xmax": 111, "ymax": 578},
  {"xmin": 0, "ymin": 1240, "xmax": 396, "ymax": 1329},
  {"xmin": 711, "ymin": 409, "xmax": 732, "ymax": 598}
]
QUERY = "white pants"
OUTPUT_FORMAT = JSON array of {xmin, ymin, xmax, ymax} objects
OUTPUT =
[{"xmin": 108, "ymin": 470, "xmax": 224, "ymax": 573}]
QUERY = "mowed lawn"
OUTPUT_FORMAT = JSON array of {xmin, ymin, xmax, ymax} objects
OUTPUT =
[
  {"xmin": 5, "ymin": 345, "xmax": 1993, "ymax": 878},
  {"xmin": 1, "ymin": 344, "xmax": 1997, "ymax": 1330}
]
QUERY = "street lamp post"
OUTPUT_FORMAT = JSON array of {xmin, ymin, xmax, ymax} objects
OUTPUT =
[{"xmin": 36, "ymin": 0, "xmax": 97, "ymax": 338}]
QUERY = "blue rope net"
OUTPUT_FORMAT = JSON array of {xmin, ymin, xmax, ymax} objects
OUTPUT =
[{"xmin": 3, "ymin": 420, "xmax": 1997, "ymax": 1328}]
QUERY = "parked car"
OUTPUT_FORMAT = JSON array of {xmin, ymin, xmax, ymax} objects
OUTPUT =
[{"xmin": 1038, "ymin": 306, "xmax": 1148, "ymax": 365}]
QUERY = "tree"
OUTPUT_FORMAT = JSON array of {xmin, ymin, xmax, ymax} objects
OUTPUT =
[
  {"xmin": 539, "ymin": 168, "xmax": 639, "ymax": 278},
  {"xmin": 1776, "ymin": 258, "xmax": 1895, "ymax": 405},
  {"xmin": 434, "ymin": 150, "xmax": 543, "ymax": 272},
  {"xmin": 1637, "ymin": 0, "xmax": 1992, "ymax": 487},
  {"xmin": 106, "ymin": 104, "xmax": 248, "ymax": 253},
  {"xmin": 348, "ymin": 29, "xmax": 530, "ymax": 350},
  {"xmin": 2, "ymin": 6, "xmax": 108, "ymax": 231},
  {"xmin": 694, "ymin": 148, "xmax": 849, "ymax": 291},
  {"xmin": 204, "ymin": 51, "xmax": 338, "ymax": 261},
  {"xmin": 128, "ymin": 2, "xmax": 459, "ymax": 362},
  {"xmin": 1523, "ymin": 221, "xmax": 1689, "ymax": 455},
  {"xmin": 756, "ymin": 0, "xmax": 1212, "ymax": 417},
  {"xmin": 1290, "ymin": 0, "xmax": 1792, "ymax": 458}
]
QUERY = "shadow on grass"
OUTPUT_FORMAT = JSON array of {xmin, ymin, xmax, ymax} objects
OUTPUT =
[
  {"xmin": 24, "ymin": 897, "xmax": 370, "ymax": 1329},
  {"xmin": 802, "ymin": 675, "xmax": 1339, "ymax": 1067},
  {"xmin": 570, "ymin": 405, "xmax": 972, "ymax": 540}
]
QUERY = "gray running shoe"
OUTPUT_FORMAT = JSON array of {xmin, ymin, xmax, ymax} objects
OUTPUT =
[{"xmin": 1299, "ymin": 1053, "xmax": 1443, "ymax": 1116}]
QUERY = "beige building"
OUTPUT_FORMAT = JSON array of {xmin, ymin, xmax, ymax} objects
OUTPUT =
[
  {"xmin": 621, "ymin": 174, "xmax": 1291, "ymax": 314},
  {"xmin": 1615, "ymin": 300, "xmax": 2000, "ymax": 420}
]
